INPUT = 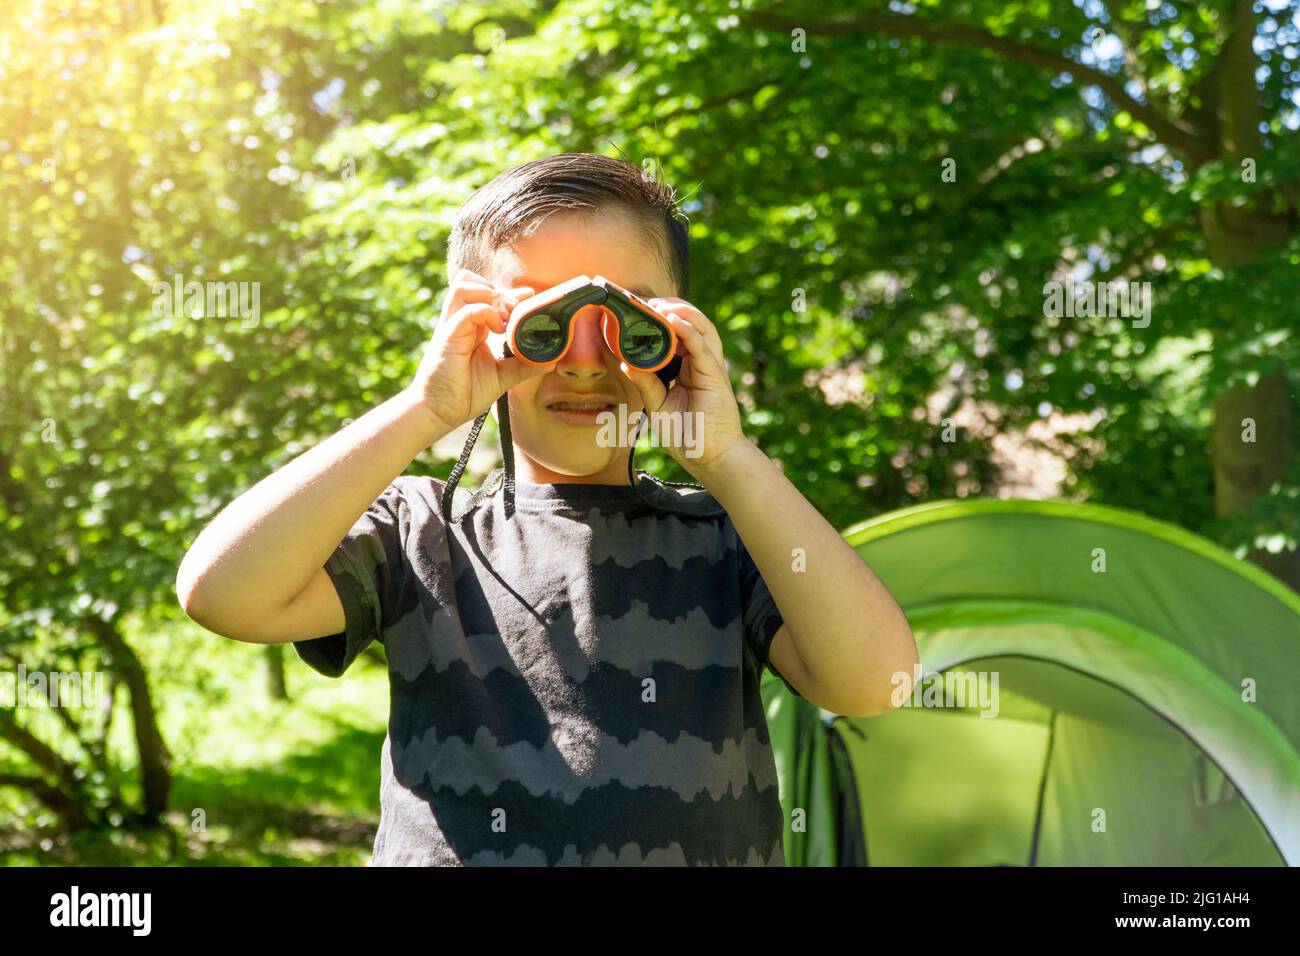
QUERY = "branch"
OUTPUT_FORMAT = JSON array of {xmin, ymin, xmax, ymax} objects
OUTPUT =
[
  {"xmin": 649, "ymin": 78, "xmax": 781, "ymax": 126},
  {"xmin": 0, "ymin": 651, "xmax": 106, "ymax": 770},
  {"xmin": 743, "ymin": 9, "xmax": 1216, "ymax": 165},
  {"xmin": 0, "ymin": 710, "xmax": 82, "ymax": 792},
  {"xmin": 1100, "ymin": 223, "xmax": 1185, "ymax": 282},
  {"xmin": 0, "ymin": 773, "xmax": 93, "ymax": 830},
  {"xmin": 686, "ymin": 65, "xmax": 813, "ymax": 184},
  {"xmin": 84, "ymin": 616, "xmax": 172, "ymax": 822},
  {"xmin": 1214, "ymin": 0, "xmax": 1264, "ymax": 160}
]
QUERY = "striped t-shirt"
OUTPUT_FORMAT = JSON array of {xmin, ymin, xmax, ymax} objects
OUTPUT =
[{"xmin": 291, "ymin": 468, "xmax": 801, "ymax": 866}]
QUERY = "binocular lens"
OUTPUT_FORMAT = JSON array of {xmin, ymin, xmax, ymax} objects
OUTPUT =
[
  {"xmin": 620, "ymin": 316, "xmax": 670, "ymax": 367},
  {"xmin": 517, "ymin": 314, "xmax": 565, "ymax": 360},
  {"xmin": 514, "ymin": 305, "xmax": 670, "ymax": 368}
]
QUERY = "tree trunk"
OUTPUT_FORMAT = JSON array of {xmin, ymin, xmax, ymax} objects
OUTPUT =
[
  {"xmin": 265, "ymin": 643, "xmax": 288, "ymax": 701},
  {"xmin": 0, "ymin": 713, "xmax": 102, "ymax": 829},
  {"xmin": 0, "ymin": 774, "xmax": 94, "ymax": 831},
  {"xmin": 86, "ymin": 616, "xmax": 172, "ymax": 824},
  {"xmin": 1212, "ymin": 368, "xmax": 1300, "ymax": 590},
  {"xmin": 1202, "ymin": 0, "xmax": 1298, "ymax": 590}
]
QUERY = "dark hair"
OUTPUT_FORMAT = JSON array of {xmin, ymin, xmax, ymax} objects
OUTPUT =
[{"xmin": 447, "ymin": 152, "xmax": 690, "ymax": 297}]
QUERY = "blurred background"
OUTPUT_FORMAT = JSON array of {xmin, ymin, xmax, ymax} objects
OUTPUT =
[{"xmin": 1, "ymin": 0, "xmax": 1297, "ymax": 864}]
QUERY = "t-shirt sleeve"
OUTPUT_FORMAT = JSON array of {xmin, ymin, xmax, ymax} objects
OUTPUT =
[
  {"xmin": 292, "ymin": 481, "xmax": 409, "ymax": 678},
  {"xmin": 737, "ymin": 531, "xmax": 803, "ymax": 699}
]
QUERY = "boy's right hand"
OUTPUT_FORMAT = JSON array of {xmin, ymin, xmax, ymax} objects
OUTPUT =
[
  {"xmin": 407, "ymin": 269, "xmax": 556, "ymax": 436},
  {"xmin": 180, "ymin": 269, "xmax": 554, "ymax": 647}
]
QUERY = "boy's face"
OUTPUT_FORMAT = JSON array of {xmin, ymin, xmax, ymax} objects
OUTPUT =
[{"xmin": 485, "ymin": 211, "xmax": 677, "ymax": 484}]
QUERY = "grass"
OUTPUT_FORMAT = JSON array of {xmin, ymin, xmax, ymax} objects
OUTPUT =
[{"xmin": 0, "ymin": 620, "xmax": 392, "ymax": 866}]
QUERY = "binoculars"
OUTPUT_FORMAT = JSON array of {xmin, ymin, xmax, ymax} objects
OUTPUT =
[{"xmin": 502, "ymin": 275, "xmax": 682, "ymax": 381}]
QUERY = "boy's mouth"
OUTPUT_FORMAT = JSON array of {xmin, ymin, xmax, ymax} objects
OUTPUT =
[{"xmin": 543, "ymin": 395, "xmax": 620, "ymax": 426}]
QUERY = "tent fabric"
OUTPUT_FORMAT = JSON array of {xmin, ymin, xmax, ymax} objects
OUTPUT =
[
  {"xmin": 762, "ymin": 689, "xmax": 838, "ymax": 865},
  {"xmin": 760, "ymin": 499, "xmax": 1300, "ymax": 866},
  {"xmin": 840, "ymin": 500, "xmax": 1300, "ymax": 741},
  {"xmin": 826, "ymin": 728, "xmax": 870, "ymax": 866},
  {"xmin": 909, "ymin": 604, "xmax": 1300, "ymax": 862}
]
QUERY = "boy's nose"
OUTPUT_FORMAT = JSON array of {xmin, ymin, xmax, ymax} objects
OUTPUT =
[{"xmin": 556, "ymin": 306, "xmax": 612, "ymax": 379}]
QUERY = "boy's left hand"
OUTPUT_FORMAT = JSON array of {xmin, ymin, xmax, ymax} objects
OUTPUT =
[{"xmin": 618, "ymin": 298, "xmax": 747, "ymax": 475}]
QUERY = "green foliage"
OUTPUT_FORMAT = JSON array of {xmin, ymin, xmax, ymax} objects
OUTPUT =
[{"xmin": 2, "ymin": 0, "xmax": 1298, "ymax": 860}]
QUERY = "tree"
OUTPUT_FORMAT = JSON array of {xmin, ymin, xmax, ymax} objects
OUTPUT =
[
  {"xmin": 3, "ymin": 0, "xmax": 1297, "ymax": 844},
  {"xmin": 307, "ymin": 0, "xmax": 1296, "ymax": 581},
  {"xmin": 0, "ymin": 0, "xmax": 430, "ymax": 833}
]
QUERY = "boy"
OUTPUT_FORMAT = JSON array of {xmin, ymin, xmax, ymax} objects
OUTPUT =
[{"xmin": 176, "ymin": 152, "xmax": 916, "ymax": 866}]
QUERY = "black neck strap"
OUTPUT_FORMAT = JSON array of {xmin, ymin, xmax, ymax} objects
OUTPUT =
[
  {"xmin": 439, "ymin": 400, "xmax": 718, "ymax": 523},
  {"xmin": 440, "ymin": 392, "xmax": 515, "ymax": 523}
]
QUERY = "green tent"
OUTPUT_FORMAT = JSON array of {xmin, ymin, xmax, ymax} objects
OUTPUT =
[{"xmin": 761, "ymin": 500, "xmax": 1300, "ymax": 866}]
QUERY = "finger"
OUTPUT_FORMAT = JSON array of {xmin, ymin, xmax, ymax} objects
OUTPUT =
[
  {"xmin": 619, "ymin": 361, "xmax": 668, "ymax": 413},
  {"xmin": 668, "ymin": 314, "xmax": 731, "ymax": 389},
  {"xmin": 496, "ymin": 355, "xmax": 557, "ymax": 392},
  {"xmin": 440, "ymin": 290, "xmax": 498, "ymax": 329},
  {"xmin": 464, "ymin": 269, "xmax": 527, "ymax": 311},
  {"xmin": 653, "ymin": 299, "xmax": 725, "ymax": 367},
  {"xmin": 453, "ymin": 267, "xmax": 492, "ymax": 285},
  {"xmin": 441, "ymin": 302, "xmax": 508, "ymax": 347},
  {"xmin": 668, "ymin": 313, "xmax": 717, "ymax": 370},
  {"xmin": 494, "ymin": 285, "xmax": 535, "ymax": 318},
  {"xmin": 447, "ymin": 272, "xmax": 497, "ymax": 297},
  {"xmin": 440, "ymin": 279, "xmax": 501, "ymax": 324}
]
